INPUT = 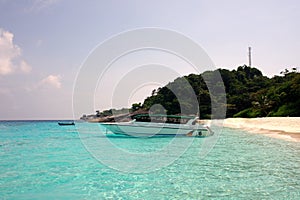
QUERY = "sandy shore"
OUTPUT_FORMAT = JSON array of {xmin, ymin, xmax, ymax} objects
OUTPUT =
[{"xmin": 222, "ymin": 117, "xmax": 300, "ymax": 142}]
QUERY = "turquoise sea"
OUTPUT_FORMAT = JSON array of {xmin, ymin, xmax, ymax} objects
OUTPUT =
[{"xmin": 0, "ymin": 121, "xmax": 299, "ymax": 199}]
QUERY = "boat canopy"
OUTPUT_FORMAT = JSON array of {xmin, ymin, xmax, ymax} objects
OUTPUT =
[{"xmin": 131, "ymin": 114, "xmax": 197, "ymax": 124}]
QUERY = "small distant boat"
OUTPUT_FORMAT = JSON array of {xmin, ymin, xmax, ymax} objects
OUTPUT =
[
  {"xmin": 100, "ymin": 114, "xmax": 213, "ymax": 137},
  {"xmin": 58, "ymin": 122, "xmax": 75, "ymax": 126}
]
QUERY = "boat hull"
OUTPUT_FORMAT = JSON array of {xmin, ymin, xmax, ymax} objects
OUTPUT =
[
  {"xmin": 58, "ymin": 122, "xmax": 75, "ymax": 126},
  {"xmin": 100, "ymin": 122, "xmax": 211, "ymax": 137}
]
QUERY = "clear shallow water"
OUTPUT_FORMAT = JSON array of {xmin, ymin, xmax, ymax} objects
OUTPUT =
[{"xmin": 0, "ymin": 121, "xmax": 299, "ymax": 199}]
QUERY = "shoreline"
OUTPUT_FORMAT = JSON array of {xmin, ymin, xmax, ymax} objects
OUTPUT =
[{"xmin": 222, "ymin": 117, "xmax": 300, "ymax": 142}]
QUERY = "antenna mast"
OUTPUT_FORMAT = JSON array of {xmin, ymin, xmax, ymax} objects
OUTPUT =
[{"xmin": 248, "ymin": 46, "xmax": 252, "ymax": 67}]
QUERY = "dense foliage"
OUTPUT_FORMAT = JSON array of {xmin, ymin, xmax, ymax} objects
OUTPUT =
[{"xmin": 141, "ymin": 66, "xmax": 300, "ymax": 118}]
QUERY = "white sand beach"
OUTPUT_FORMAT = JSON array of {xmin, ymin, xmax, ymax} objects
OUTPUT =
[{"xmin": 223, "ymin": 117, "xmax": 300, "ymax": 142}]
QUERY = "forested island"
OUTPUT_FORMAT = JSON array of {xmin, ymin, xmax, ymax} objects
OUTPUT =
[{"xmin": 82, "ymin": 66, "xmax": 300, "ymax": 120}]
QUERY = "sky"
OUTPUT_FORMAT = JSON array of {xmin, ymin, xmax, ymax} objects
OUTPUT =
[{"xmin": 0, "ymin": 0, "xmax": 300, "ymax": 120}]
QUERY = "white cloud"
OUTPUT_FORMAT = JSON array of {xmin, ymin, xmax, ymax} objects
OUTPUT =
[
  {"xmin": 0, "ymin": 29, "xmax": 20, "ymax": 75},
  {"xmin": 20, "ymin": 60, "xmax": 32, "ymax": 73},
  {"xmin": 41, "ymin": 75, "xmax": 62, "ymax": 89},
  {"xmin": 24, "ymin": 74, "xmax": 62, "ymax": 92},
  {"xmin": 0, "ymin": 28, "xmax": 32, "ymax": 75},
  {"xmin": 0, "ymin": 87, "xmax": 11, "ymax": 95},
  {"xmin": 26, "ymin": 0, "xmax": 60, "ymax": 12},
  {"xmin": 36, "ymin": 39, "xmax": 42, "ymax": 47}
]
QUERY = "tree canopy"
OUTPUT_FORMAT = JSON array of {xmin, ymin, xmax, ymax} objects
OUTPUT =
[{"xmin": 141, "ymin": 66, "xmax": 300, "ymax": 118}]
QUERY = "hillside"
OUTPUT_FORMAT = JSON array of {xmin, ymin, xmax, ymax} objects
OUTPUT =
[{"xmin": 141, "ymin": 66, "xmax": 300, "ymax": 118}]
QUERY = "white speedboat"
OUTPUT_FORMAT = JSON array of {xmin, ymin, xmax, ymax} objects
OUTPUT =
[{"xmin": 99, "ymin": 114, "xmax": 212, "ymax": 137}]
